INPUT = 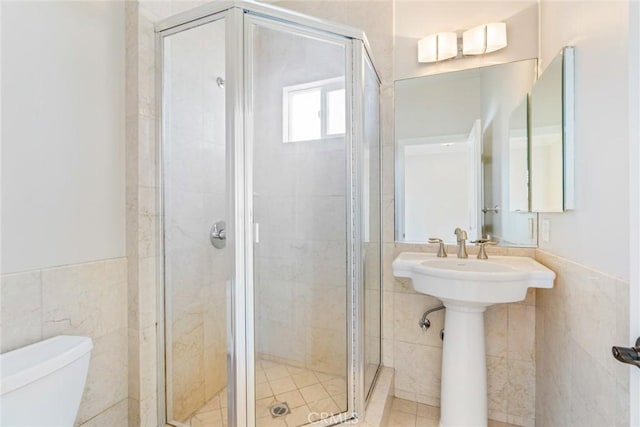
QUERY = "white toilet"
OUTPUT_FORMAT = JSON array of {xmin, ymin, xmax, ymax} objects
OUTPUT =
[{"xmin": 0, "ymin": 335, "xmax": 93, "ymax": 426}]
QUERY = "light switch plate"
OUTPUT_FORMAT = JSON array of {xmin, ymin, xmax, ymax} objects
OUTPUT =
[{"xmin": 542, "ymin": 219, "xmax": 550, "ymax": 243}]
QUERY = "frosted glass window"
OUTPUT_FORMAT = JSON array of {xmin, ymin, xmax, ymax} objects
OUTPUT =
[
  {"xmin": 283, "ymin": 77, "xmax": 344, "ymax": 142},
  {"xmin": 326, "ymin": 89, "xmax": 345, "ymax": 135}
]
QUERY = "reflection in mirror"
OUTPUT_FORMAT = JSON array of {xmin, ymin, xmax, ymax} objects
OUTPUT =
[
  {"xmin": 530, "ymin": 46, "xmax": 574, "ymax": 212},
  {"xmin": 396, "ymin": 121, "xmax": 481, "ymax": 242},
  {"xmin": 530, "ymin": 55, "xmax": 562, "ymax": 211},
  {"xmin": 395, "ymin": 59, "xmax": 537, "ymax": 246},
  {"xmin": 508, "ymin": 97, "xmax": 529, "ymax": 212}
]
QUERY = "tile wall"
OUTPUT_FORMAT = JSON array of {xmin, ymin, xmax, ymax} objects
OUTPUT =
[
  {"xmin": 125, "ymin": 2, "xmax": 160, "ymax": 425},
  {"xmin": 535, "ymin": 250, "xmax": 630, "ymax": 427},
  {"xmin": 0, "ymin": 259, "xmax": 129, "ymax": 426}
]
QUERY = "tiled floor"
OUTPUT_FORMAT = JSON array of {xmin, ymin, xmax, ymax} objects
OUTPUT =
[
  {"xmin": 386, "ymin": 398, "xmax": 518, "ymax": 427},
  {"xmin": 184, "ymin": 387, "xmax": 518, "ymax": 427},
  {"xmin": 188, "ymin": 388, "xmax": 227, "ymax": 427},
  {"xmin": 185, "ymin": 359, "xmax": 348, "ymax": 427}
]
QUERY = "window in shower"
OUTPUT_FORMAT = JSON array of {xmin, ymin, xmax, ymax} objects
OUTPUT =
[{"xmin": 283, "ymin": 77, "xmax": 345, "ymax": 143}]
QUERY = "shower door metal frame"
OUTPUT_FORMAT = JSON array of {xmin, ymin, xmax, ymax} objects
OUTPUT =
[
  {"xmin": 156, "ymin": 7, "xmax": 248, "ymax": 427},
  {"xmin": 352, "ymin": 42, "xmax": 384, "ymax": 404},
  {"xmin": 155, "ymin": 2, "xmax": 382, "ymax": 425}
]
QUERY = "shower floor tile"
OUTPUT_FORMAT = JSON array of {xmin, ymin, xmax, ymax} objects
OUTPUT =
[{"xmin": 185, "ymin": 359, "xmax": 348, "ymax": 427}]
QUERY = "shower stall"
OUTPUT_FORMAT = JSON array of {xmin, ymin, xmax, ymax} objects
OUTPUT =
[{"xmin": 156, "ymin": 1, "xmax": 381, "ymax": 425}]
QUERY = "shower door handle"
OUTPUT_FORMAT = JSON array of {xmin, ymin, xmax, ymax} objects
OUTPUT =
[{"xmin": 210, "ymin": 220, "xmax": 226, "ymax": 249}]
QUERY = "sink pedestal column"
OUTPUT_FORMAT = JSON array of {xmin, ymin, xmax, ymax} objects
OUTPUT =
[{"xmin": 439, "ymin": 302, "xmax": 488, "ymax": 427}]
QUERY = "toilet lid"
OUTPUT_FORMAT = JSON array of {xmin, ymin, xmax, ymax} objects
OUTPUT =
[{"xmin": 0, "ymin": 335, "xmax": 92, "ymax": 395}]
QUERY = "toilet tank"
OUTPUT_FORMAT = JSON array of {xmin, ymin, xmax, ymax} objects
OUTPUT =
[{"xmin": 0, "ymin": 335, "xmax": 93, "ymax": 427}]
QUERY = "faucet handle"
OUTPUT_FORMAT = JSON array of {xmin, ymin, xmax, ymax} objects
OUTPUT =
[
  {"xmin": 471, "ymin": 239, "xmax": 497, "ymax": 259},
  {"xmin": 471, "ymin": 238, "xmax": 495, "ymax": 244},
  {"xmin": 428, "ymin": 237, "xmax": 448, "ymax": 258}
]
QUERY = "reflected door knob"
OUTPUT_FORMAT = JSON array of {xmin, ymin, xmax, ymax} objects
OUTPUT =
[
  {"xmin": 482, "ymin": 205, "xmax": 500, "ymax": 214},
  {"xmin": 612, "ymin": 337, "xmax": 640, "ymax": 368}
]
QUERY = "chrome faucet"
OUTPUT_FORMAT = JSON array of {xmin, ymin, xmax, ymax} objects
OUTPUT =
[{"xmin": 454, "ymin": 228, "xmax": 468, "ymax": 258}]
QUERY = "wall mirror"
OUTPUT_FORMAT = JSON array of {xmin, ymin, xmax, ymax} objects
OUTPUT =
[
  {"xmin": 530, "ymin": 46, "xmax": 575, "ymax": 212},
  {"xmin": 395, "ymin": 59, "xmax": 538, "ymax": 246}
]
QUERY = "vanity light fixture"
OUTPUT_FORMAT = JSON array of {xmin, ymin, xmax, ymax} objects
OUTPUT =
[
  {"xmin": 419, "ymin": 22, "xmax": 507, "ymax": 63},
  {"xmin": 462, "ymin": 22, "xmax": 507, "ymax": 55},
  {"xmin": 418, "ymin": 32, "xmax": 458, "ymax": 63}
]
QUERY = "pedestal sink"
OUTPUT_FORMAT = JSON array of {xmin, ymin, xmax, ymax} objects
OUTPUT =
[{"xmin": 392, "ymin": 252, "xmax": 555, "ymax": 427}]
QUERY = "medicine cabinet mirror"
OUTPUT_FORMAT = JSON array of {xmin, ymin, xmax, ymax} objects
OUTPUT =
[{"xmin": 530, "ymin": 46, "xmax": 575, "ymax": 212}]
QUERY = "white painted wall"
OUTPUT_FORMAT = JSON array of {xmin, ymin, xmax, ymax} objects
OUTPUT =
[
  {"xmin": 1, "ymin": 1, "xmax": 125, "ymax": 274},
  {"xmin": 538, "ymin": 1, "xmax": 629, "ymax": 279}
]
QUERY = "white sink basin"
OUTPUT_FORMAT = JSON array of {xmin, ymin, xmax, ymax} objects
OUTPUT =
[
  {"xmin": 392, "ymin": 252, "xmax": 555, "ymax": 306},
  {"xmin": 392, "ymin": 251, "xmax": 555, "ymax": 427}
]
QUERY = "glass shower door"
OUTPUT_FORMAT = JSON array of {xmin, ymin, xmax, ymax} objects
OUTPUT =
[
  {"xmin": 162, "ymin": 17, "xmax": 230, "ymax": 427},
  {"xmin": 247, "ymin": 17, "xmax": 351, "ymax": 426}
]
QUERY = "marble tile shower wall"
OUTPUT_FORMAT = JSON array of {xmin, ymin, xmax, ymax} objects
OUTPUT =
[
  {"xmin": 254, "ymin": 140, "xmax": 347, "ymax": 374},
  {"xmin": 252, "ymin": 27, "xmax": 348, "ymax": 374},
  {"xmin": 0, "ymin": 259, "xmax": 129, "ymax": 426},
  {"xmin": 534, "ymin": 250, "xmax": 630, "ymax": 427},
  {"xmin": 163, "ymin": 19, "xmax": 228, "ymax": 421}
]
